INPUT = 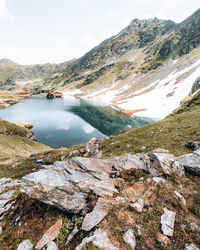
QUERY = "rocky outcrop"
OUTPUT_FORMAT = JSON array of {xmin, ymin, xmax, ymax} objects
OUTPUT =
[
  {"xmin": 111, "ymin": 153, "xmax": 185, "ymax": 176},
  {"xmin": 20, "ymin": 157, "xmax": 117, "ymax": 214},
  {"xmin": 1, "ymin": 146, "xmax": 200, "ymax": 249},
  {"xmin": 20, "ymin": 152, "xmax": 187, "ymax": 215},
  {"xmin": 190, "ymin": 77, "xmax": 200, "ymax": 95},
  {"xmin": 16, "ymin": 122, "xmax": 33, "ymax": 129},
  {"xmin": 178, "ymin": 149, "xmax": 200, "ymax": 176}
]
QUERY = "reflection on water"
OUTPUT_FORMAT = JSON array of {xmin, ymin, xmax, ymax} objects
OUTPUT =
[
  {"xmin": 0, "ymin": 96, "xmax": 154, "ymax": 148},
  {"xmin": 68, "ymin": 99, "xmax": 154, "ymax": 136}
]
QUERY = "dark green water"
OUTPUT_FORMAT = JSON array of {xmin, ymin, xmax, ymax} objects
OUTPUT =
[{"xmin": 0, "ymin": 96, "xmax": 154, "ymax": 148}]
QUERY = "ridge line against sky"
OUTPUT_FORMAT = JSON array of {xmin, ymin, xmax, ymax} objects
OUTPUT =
[{"xmin": 0, "ymin": 0, "xmax": 199, "ymax": 65}]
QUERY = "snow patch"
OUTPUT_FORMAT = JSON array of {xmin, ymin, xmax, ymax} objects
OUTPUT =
[{"xmin": 119, "ymin": 59, "xmax": 200, "ymax": 118}]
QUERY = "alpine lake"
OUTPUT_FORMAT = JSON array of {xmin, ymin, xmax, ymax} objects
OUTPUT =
[{"xmin": 0, "ymin": 96, "xmax": 155, "ymax": 148}]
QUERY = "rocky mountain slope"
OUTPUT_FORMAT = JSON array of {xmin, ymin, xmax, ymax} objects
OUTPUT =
[
  {"xmin": 0, "ymin": 59, "xmax": 74, "ymax": 93},
  {"xmin": 60, "ymin": 8, "xmax": 200, "ymax": 118},
  {"xmin": 0, "ymin": 83, "xmax": 200, "ymax": 250},
  {"xmin": 1, "ymin": 9, "xmax": 200, "ymax": 118}
]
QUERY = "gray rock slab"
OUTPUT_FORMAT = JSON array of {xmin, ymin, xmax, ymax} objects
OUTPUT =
[
  {"xmin": 149, "ymin": 153, "xmax": 185, "ymax": 176},
  {"xmin": 66, "ymin": 226, "xmax": 79, "ymax": 244},
  {"xmin": 161, "ymin": 208, "xmax": 176, "ymax": 237},
  {"xmin": 178, "ymin": 151, "xmax": 200, "ymax": 176},
  {"xmin": 123, "ymin": 229, "xmax": 136, "ymax": 249},
  {"xmin": 153, "ymin": 177, "xmax": 166, "ymax": 184},
  {"xmin": 76, "ymin": 228, "xmax": 119, "ymax": 250},
  {"xmin": 21, "ymin": 158, "xmax": 117, "ymax": 214},
  {"xmin": 17, "ymin": 240, "xmax": 33, "ymax": 250},
  {"xmin": 130, "ymin": 198, "xmax": 144, "ymax": 213},
  {"xmin": 174, "ymin": 191, "xmax": 186, "ymax": 206},
  {"xmin": 81, "ymin": 198, "xmax": 108, "ymax": 231},
  {"xmin": 46, "ymin": 241, "xmax": 58, "ymax": 250}
]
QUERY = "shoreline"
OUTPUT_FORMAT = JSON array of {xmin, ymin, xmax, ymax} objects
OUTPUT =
[{"xmin": 0, "ymin": 91, "xmax": 26, "ymax": 109}]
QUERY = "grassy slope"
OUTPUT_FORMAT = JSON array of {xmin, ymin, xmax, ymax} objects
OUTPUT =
[
  {"xmin": 0, "ymin": 118, "xmax": 51, "ymax": 177},
  {"xmin": 101, "ymin": 90, "xmax": 200, "ymax": 158}
]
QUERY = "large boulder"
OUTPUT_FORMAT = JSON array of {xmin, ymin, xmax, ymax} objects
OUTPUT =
[
  {"xmin": 148, "ymin": 153, "xmax": 185, "ymax": 176},
  {"xmin": 20, "ymin": 157, "xmax": 118, "ymax": 214},
  {"xmin": 113, "ymin": 153, "xmax": 185, "ymax": 176},
  {"xmin": 178, "ymin": 149, "xmax": 200, "ymax": 176}
]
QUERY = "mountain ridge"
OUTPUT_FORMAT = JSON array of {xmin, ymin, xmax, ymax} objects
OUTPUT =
[{"xmin": 1, "ymin": 9, "xmax": 200, "ymax": 116}]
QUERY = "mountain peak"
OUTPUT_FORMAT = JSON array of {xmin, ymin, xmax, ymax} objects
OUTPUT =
[{"xmin": 0, "ymin": 58, "xmax": 17, "ymax": 67}]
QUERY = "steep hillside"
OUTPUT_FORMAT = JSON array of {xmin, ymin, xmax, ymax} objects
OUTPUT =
[
  {"xmin": 0, "ymin": 59, "xmax": 74, "ymax": 92},
  {"xmin": 1, "ymin": 9, "xmax": 200, "ymax": 118},
  {"xmin": 42, "ymin": 9, "xmax": 200, "ymax": 118},
  {"xmin": 43, "ymin": 9, "xmax": 200, "ymax": 89},
  {"xmin": 0, "ymin": 118, "xmax": 50, "ymax": 167}
]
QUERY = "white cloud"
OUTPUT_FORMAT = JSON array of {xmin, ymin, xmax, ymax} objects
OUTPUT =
[
  {"xmin": 82, "ymin": 124, "xmax": 95, "ymax": 134},
  {"xmin": 0, "ymin": 0, "xmax": 15, "ymax": 19}
]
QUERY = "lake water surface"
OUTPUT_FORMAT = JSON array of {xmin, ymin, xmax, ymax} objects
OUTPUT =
[{"xmin": 0, "ymin": 96, "xmax": 154, "ymax": 148}]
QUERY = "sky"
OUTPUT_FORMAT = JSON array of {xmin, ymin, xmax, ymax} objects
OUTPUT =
[{"xmin": 0, "ymin": 0, "xmax": 199, "ymax": 65}]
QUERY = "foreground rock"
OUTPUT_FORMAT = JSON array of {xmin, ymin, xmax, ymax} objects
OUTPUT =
[
  {"xmin": 35, "ymin": 218, "xmax": 62, "ymax": 249},
  {"xmin": 156, "ymin": 232, "xmax": 171, "ymax": 247},
  {"xmin": 178, "ymin": 149, "xmax": 200, "ymax": 176},
  {"xmin": 17, "ymin": 240, "xmax": 33, "ymax": 250},
  {"xmin": 16, "ymin": 121, "xmax": 33, "ymax": 129},
  {"xmin": 20, "ymin": 152, "xmax": 188, "ymax": 215},
  {"xmin": 21, "ymin": 157, "xmax": 117, "ymax": 214},
  {"xmin": 0, "ymin": 178, "xmax": 20, "ymax": 217},
  {"xmin": 81, "ymin": 198, "xmax": 109, "ymax": 231},
  {"xmin": 76, "ymin": 228, "xmax": 119, "ymax": 250},
  {"xmin": 148, "ymin": 153, "xmax": 185, "ymax": 176},
  {"xmin": 123, "ymin": 229, "xmax": 136, "ymax": 249},
  {"xmin": 45, "ymin": 241, "xmax": 58, "ymax": 250},
  {"xmin": 80, "ymin": 137, "xmax": 102, "ymax": 158},
  {"xmin": 112, "ymin": 153, "xmax": 184, "ymax": 176},
  {"xmin": 161, "ymin": 208, "xmax": 176, "ymax": 237},
  {"xmin": 185, "ymin": 243, "xmax": 200, "ymax": 250}
]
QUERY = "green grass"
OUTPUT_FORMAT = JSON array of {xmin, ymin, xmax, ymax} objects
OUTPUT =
[{"xmin": 101, "ymin": 90, "xmax": 200, "ymax": 158}]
